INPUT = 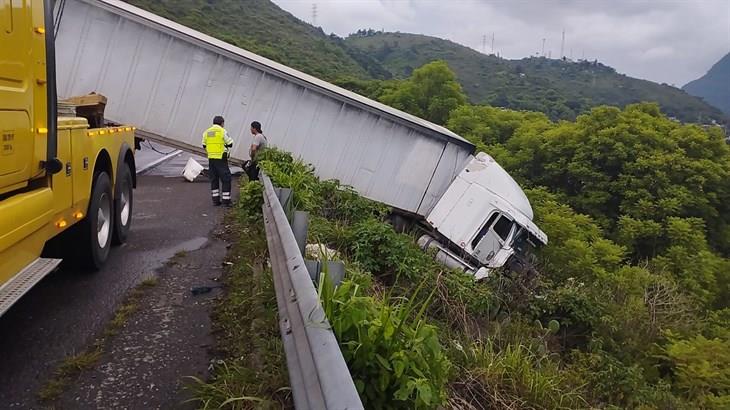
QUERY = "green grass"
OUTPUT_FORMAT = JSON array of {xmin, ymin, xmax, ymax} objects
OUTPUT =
[
  {"xmin": 448, "ymin": 340, "xmax": 586, "ymax": 409},
  {"xmin": 38, "ymin": 349, "xmax": 104, "ymax": 401}
]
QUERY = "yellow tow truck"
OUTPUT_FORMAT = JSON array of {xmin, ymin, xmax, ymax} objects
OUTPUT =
[{"xmin": 0, "ymin": 0, "xmax": 136, "ymax": 316}]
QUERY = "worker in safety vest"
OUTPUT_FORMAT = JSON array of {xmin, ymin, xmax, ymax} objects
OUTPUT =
[{"xmin": 202, "ymin": 116, "xmax": 234, "ymax": 206}]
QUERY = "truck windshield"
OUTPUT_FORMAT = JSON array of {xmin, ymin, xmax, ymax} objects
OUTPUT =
[
  {"xmin": 493, "ymin": 215, "xmax": 513, "ymax": 241},
  {"xmin": 470, "ymin": 213, "xmax": 515, "ymax": 249},
  {"xmin": 513, "ymin": 227, "xmax": 542, "ymax": 256}
]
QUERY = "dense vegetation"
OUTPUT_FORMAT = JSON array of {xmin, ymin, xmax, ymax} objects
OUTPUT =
[
  {"xmin": 220, "ymin": 62, "xmax": 730, "ymax": 409},
  {"xmin": 684, "ymin": 52, "xmax": 730, "ymax": 116},
  {"xmin": 122, "ymin": 0, "xmax": 725, "ymax": 124}
]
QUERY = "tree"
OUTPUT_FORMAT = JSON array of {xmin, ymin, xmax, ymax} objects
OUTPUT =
[{"xmin": 380, "ymin": 61, "xmax": 467, "ymax": 125}]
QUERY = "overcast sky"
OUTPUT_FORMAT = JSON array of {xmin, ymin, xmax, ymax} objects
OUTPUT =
[{"xmin": 271, "ymin": 0, "xmax": 730, "ymax": 86}]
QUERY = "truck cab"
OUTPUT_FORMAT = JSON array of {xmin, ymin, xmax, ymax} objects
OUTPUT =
[{"xmin": 425, "ymin": 152, "xmax": 548, "ymax": 277}]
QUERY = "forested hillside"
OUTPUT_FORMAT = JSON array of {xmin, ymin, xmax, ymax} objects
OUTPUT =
[
  {"xmin": 684, "ymin": 53, "xmax": 730, "ymax": 116},
  {"xmin": 123, "ymin": 0, "xmax": 389, "ymax": 80},
  {"xmin": 122, "ymin": 0, "xmax": 725, "ymax": 124},
  {"xmin": 345, "ymin": 32, "xmax": 727, "ymax": 123}
]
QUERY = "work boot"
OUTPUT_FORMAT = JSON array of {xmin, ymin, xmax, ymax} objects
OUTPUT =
[
  {"xmin": 213, "ymin": 198, "xmax": 221, "ymax": 206},
  {"xmin": 222, "ymin": 199, "xmax": 232, "ymax": 208}
]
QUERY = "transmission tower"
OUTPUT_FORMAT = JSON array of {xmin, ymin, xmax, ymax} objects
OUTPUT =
[
  {"xmin": 560, "ymin": 29, "xmax": 565, "ymax": 59},
  {"xmin": 482, "ymin": 34, "xmax": 487, "ymax": 53},
  {"xmin": 541, "ymin": 38, "xmax": 546, "ymax": 57},
  {"xmin": 311, "ymin": 3, "xmax": 318, "ymax": 26}
]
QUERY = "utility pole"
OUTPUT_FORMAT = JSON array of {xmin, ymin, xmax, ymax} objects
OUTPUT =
[
  {"xmin": 311, "ymin": 3, "xmax": 318, "ymax": 26},
  {"xmin": 560, "ymin": 29, "xmax": 565, "ymax": 59},
  {"xmin": 541, "ymin": 38, "xmax": 546, "ymax": 57},
  {"xmin": 491, "ymin": 32, "xmax": 495, "ymax": 54}
]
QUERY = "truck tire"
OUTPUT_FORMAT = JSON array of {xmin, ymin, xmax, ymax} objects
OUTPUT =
[
  {"xmin": 112, "ymin": 165, "xmax": 133, "ymax": 245},
  {"xmin": 390, "ymin": 213, "xmax": 412, "ymax": 233},
  {"xmin": 82, "ymin": 171, "xmax": 114, "ymax": 270}
]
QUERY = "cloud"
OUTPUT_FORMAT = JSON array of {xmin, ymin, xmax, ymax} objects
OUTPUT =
[{"xmin": 272, "ymin": 0, "xmax": 730, "ymax": 85}]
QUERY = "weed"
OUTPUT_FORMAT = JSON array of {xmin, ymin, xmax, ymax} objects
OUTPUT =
[
  {"xmin": 174, "ymin": 250, "xmax": 188, "ymax": 258},
  {"xmin": 140, "ymin": 277, "xmax": 159, "ymax": 287},
  {"xmin": 320, "ymin": 275, "xmax": 451, "ymax": 408},
  {"xmin": 38, "ymin": 349, "xmax": 103, "ymax": 402},
  {"xmin": 449, "ymin": 339, "xmax": 586, "ymax": 409}
]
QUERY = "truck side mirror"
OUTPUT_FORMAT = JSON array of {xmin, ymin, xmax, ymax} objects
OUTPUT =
[{"xmin": 43, "ymin": 158, "xmax": 63, "ymax": 174}]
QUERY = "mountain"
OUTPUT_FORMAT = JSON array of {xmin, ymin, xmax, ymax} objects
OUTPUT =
[
  {"xmin": 122, "ymin": 0, "xmax": 725, "ymax": 124},
  {"xmin": 344, "ymin": 32, "xmax": 726, "ymax": 123},
  {"xmin": 684, "ymin": 53, "xmax": 730, "ymax": 116},
  {"xmin": 122, "ymin": 0, "xmax": 389, "ymax": 81}
]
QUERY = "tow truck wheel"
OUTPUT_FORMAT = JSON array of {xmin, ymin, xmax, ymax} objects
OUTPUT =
[
  {"xmin": 82, "ymin": 171, "xmax": 113, "ymax": 270},
  {"xmin": 112, "ymin": 165, "xmax": 133, "ymax": 244}
]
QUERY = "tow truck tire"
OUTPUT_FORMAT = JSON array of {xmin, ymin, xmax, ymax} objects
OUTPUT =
[
  {"xmin": 82, "ymin": 171, "xmax": 113, "ymax": 270},
  {"xmin": 112, "ymin": 165, "xmax": 133, "ymax": 245}
]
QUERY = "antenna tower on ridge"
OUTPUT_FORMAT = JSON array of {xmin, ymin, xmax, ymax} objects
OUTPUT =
[
  {"xmin": 311, "ymin": 3, "xmax": 318, "ymax": 26},
  {"xmin": 541, "ymin": 38, "xmax": 546, "ymax": 57},
  {"xmin": 560, "ymin": 29, "xmax": 565, "ymax": 58}
]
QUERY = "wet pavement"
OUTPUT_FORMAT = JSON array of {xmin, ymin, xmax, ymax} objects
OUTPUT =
[
  {"xmin": 0, "ymin": 145, "xmax": 234, "ymax": 408},
  {"xmin": 55, "ymin": 228, "xmax": 229, "ymax": 410}
]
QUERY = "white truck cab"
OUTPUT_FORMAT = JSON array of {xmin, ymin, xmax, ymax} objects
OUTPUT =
[{"xmin": 423, "ymin": 152, "xmax": 548, "ymax": 277}]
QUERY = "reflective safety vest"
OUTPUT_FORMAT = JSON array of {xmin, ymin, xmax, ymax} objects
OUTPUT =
[{"xmin": 203, "ymin": 125, "xmax": 226, "ymax": 159}]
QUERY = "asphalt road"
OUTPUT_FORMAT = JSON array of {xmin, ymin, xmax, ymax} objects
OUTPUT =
[{"xmin": 0, "ymin": 144, "xmax": 224, "ymax": 407}]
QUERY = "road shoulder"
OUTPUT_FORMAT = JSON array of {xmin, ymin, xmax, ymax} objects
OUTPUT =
[{"xmin": 52, "ymin": 225, "xmax": 229, "ymax": 409}]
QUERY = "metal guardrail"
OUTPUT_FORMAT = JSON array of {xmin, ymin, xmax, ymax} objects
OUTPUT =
[{"xmin": 260, "ymin": 173, "xmax": 364, "ymax": 410}]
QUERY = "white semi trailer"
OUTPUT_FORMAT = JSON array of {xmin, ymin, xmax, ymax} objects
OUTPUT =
[{"xmin": 56, "ymin": 0, "xmax": 547, "ymax": 277}]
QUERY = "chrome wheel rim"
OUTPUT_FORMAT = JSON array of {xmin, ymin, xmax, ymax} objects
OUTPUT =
[
  {"xmin": 97, "ymin": 193, "xmax": 111, "ymax": 247},
  {"xmin": 120, "ymin": 183, "xmax": 130, "ymax": 226}
]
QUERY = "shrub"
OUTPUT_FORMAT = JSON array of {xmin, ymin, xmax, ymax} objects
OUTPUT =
[
  {"xmin": 320, "ymin": 278, "xmax": 451, "ymax": 409},
  {"xmin": 348, "ymin": 219, "xmax": 429, "ymax": 280},
  {"xmin": 662, "ymin": 334, "xmax": 730, "ymax": 408},
  {"xmin": 237, "ymin": 180, "xmax": 263, "ymax": 218}
]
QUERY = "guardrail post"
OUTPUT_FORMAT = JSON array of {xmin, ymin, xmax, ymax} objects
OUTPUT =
[
  {"xmin": 276, "ymin": 187, "xmax": 293, "ymax": 217},
  {"xmin": 305, "ymin": 260, "xmax": 346, "ymax": 286},
  {"xmin": 291, "ymin": 211, "xmax": 309, "ymax": 258}
]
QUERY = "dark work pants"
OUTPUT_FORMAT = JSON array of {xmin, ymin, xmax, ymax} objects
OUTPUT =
[
  {"xmin": 208, "ymin": 158, "xmax": 231, "ymax": 204},
  {"xmin": 246, "ymin": 160, "xmax": 260, "ymax": 181}
]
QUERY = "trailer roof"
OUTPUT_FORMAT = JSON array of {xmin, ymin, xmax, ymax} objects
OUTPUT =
[{"xmin": 92, "ymin": 0, "xmax": 475, "ymax": 151}]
